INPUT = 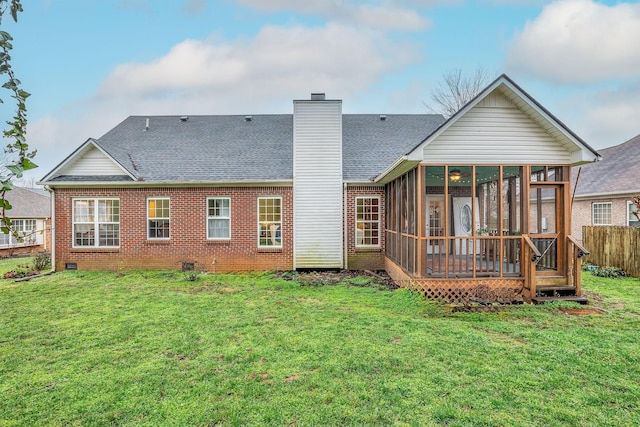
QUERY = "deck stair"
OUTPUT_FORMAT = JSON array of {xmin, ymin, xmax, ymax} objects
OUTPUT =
[{"xmin": 532, "ymin": 279, "xmax": 587, "ymax": 304}]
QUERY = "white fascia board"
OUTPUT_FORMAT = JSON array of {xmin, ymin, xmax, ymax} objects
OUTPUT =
[
  {"xmin": 573, "ymin": 190, "xmax": 640, "ymax": 200},
  {"xmin": 374, "ymin": 157, "xmax": 421, "ymax": 184},
  {"xmin": 374, "ymin": 156, "xmax": 407, "ymax": 183},
  {"xmin": 39, "ymin": 138, "xmax": 136, "ymax": 182},
  {"xmin": 41, "ymin": 179, "xmax": 294, "ymax": 188}
]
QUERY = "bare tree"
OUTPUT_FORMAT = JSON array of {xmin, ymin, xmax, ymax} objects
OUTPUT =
[
  {"xmin": 632, "ymin": 195, "xmax": 640, "ymax": 222},
  {"xmin": 425, "ymin": 68, "xmax": 492, "ymax": 118}
]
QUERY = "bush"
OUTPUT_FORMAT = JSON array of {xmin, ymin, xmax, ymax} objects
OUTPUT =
[
  {"xmin": 32, "ymin": 252, "xmax": 51, "ymax": 272},
  {"xmin": 591, "ymin": 266, "xmax": 628, "ymax": 279},
  {"xmin": 183, "ymin": 270, "xmax": 201, "ymax": 282}
]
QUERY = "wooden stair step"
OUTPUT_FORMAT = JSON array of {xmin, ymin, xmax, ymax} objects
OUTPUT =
[
  {"xmin": 532, "ymin": 296, "xmax": 588, "ymax": 304},
  {"xmin": 536, "ymin": 285, "xmax": 576, "ymax": 292},
  {"xmin": 536, "ymin": 277, "xmax": 568, "ymax": 286}
]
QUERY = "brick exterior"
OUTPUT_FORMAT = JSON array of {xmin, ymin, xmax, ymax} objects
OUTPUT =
[
  {"xmin": 53, "ymin": 186, "xmax": 387, "ymax": 272},
  {"xmin": 572, "ymin": 197, "xmax": 636, "ymax": 244},
  {"xmin": 54, "ymin": 187, "xmax": 294, "ymax": 272},
  {"xmin": 345, "ymin": 186, "xmax": 386, "ymax": 271}
]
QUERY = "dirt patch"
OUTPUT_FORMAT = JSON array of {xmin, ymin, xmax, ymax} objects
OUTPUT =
[
  {"xmin": 278, "ymin": 269, "xmax": 399, "ymax": 291},
  {"xmin": 559, "ymin": 307, "xmax": 604, "ymax": 316}
]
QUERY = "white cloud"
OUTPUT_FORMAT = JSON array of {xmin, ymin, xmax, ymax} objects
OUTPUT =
[
  {"xmin": 579, "ymin": 82, "xmax": 640, "ymax": 148},
  {"xmin": 27, "ymin": 23, "xmax": 420, "ymax": 179},
  {"xmin": 505, "ymin": 0, "xmax": 640, "ymax": 83},
  {"xmin": 97, "ymin": 23, "xmax": 417, "ymax": 109},
  {"xmin": 235, "ymin": 0, "xmax": 431, "ymax": 31}
]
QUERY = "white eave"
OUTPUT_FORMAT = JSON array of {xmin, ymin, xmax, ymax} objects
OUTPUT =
[
  {"xmin": 40, "ymin": 179, "xmax": 294, "ymax": 188},
  {"xmin": 375, "ymin": 74, "xmax": 601, "ymax": 184},
  {"xmin": 38, "ymin": 138, "xmax": 136, "ymax": 183}
]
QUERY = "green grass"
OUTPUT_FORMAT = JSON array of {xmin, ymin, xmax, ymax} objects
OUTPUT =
[{"xmin": 1, "ymin": 260, "xmax": 639, "ymax": 426}]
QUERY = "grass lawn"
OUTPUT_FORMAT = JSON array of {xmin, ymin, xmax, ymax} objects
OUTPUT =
[{"xmin": 1, "ymin": 261, "xmax": 639, "ymax": 426}]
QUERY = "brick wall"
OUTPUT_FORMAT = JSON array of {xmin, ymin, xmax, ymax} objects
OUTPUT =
[
  {"xmin": 345, "ymin": 186, "xmax": 386, "ymax": 270},
  {"xmin": 572, "ymin": 197, "xmax": 634, "ymax": 244},
  {"xmin": 54, "ymin": 187, "xmax": 294, "ymax": 272}
]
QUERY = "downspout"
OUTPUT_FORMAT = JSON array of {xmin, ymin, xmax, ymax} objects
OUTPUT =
[
  {"xmin": 45, "ymin": 185, "xmax": 55, "ymax": 273},
  {"xmin": 343, "ymin": 182, "xmax": 348, "ymax": 270}
]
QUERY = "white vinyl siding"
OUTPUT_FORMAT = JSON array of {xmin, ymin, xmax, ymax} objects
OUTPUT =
[
  {"xmin": 64, "ymin": 145, "xmax": 125, "ymax": 175},
  {"xmin": 424, "ymin": 92, "xmax": 572, "ymax": 164},
  {"xmin": 293, "ymin": 99, "xmax": 343, "ymax": 268}
]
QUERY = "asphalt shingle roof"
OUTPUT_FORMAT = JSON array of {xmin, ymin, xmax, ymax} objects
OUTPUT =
[
  {"xmin": 573, "ymin": 133, "xmax": 640, "ymax": 197},
  {"xmin": 93, "ymin": 113, "xmax": 445, "ymax": 183},
  {"xmin": 3, "ymin": 187, "xmax": 50, "ymax": 218}
]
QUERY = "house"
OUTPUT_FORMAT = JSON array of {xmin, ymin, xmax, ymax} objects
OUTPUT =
[
  {"xmin": 39, "ymin": 74, "xmax": 600, "ymax": 303},
  {"xmin": 0, "ymin": 186, "xmax": 51, "ymax": 256},
  {"xmin": 572, "ymin": 133, "xmax": 640, "ymax": 243}
]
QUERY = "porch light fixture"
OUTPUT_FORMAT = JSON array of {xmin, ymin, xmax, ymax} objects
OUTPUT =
[{"xmin": 449, "ymin": 169, "xmax": 462, "ymax": 182}]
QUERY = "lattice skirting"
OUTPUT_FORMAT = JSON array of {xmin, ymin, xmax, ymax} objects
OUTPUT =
[{"xmin": 397, "ymin": 278, "xmax": 525, "ymax": 304}]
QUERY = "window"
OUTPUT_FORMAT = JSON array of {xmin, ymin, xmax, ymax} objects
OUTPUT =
[
  {"xmin": 356, "ymin": 196, "xmax": 380, "ymax": 247},
  {"xmin": 258, "ymin": 197, "xmax": 281, "ymax": 247},
  {"xmin": 207, "ymin": 197, "xmax": 230, "ymax": 239},
  {"xmin": 73, "ymin": 198, "xmax": 120, "ymax": 247},
  {"xmin": 148, "ymin": 198, "xmax": 170, "ymax": 239},
  {"xmin": 0, "ymin": 219, "xmax": 37, "ymax": 247},
  {"xmin": 592, "ymin": 202, "xmax": 612, "ymax": 225},
  {"xmin": 628, "ymin": 201, "xmax": 640, "ymax": 227}
]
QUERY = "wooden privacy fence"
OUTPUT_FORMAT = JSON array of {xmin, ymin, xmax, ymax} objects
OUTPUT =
[{"xmin": 583, "ymin": 226, "xmax": 640, "ymax": 277}]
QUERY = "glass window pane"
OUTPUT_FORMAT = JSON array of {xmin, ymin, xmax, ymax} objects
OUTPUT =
[
  {"xmin": 629, "ymin": 202, "xmax": 640, "ymax": 227},
  {"xmin": 258, "ymin": 198, "xmax": 281, "ymax": 247},
  {"xmin": 208, "ymin": 219, "xmax": 230, "ymax": 239}
]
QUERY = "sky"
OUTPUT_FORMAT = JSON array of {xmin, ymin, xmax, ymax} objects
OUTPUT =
[{"xmin": 2, "ymin": 0, "xmax": 639, "ymax": 183}]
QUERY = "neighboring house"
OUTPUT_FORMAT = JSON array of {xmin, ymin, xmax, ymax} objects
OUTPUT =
[
  {"xmin": 39, "ymin": 75, "xmax": 600, "ymax": 303},
  {"xmin": 0, "ymin": 186, "xmax": 51, "ymax": 255},
  {"xmin": 572, "ymin": 133, "xmax": 640, "ymax": 243}
]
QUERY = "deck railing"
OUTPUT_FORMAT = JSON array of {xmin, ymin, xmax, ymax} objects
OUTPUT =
[
  {"xmin": 522, "ymin": 235, "xmax": 542, "ymax": 298},
  {"xmin": 419, "ymin": 236, "xmax": 521, "ymax": 278},
  {"xmin": 567, "ymin": 235, "xmax": 589, "ymax": 296}
]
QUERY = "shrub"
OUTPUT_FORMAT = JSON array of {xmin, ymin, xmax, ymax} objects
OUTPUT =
[
  {"xmin": 32, "ymin": 252, "xmax": 51, "ymax": 272},
  {"xmin": 591, "ymin": 266, "xmax": 628, "ymax": 279},
  {"xmin": 183, "ymin": 270, "xmax": 201, "ymax": 282}
]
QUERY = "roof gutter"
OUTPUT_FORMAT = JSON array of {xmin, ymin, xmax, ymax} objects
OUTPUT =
[
  {"xmin": 573, "ymin": 189, "xmax": 640, "ymax": 200},
  {"xmin": 44, "ymin": 185, "xmax": 55, "ymax": 273},
  {"xmin": 38, "ymin": 179, "xmax": 294, "ymax": 188},
  {"xmin": 373, "ymin": 155, "xmax": 407, "ymax": 183}
]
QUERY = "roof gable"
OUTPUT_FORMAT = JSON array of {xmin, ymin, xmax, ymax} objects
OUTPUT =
[
  {"xmin": 405, "ymin": 74, "xmax": 600, "ymax": 164},
  {"xmin": 40, "ymin": 138, "xmax": 135, "ymax": 183}
]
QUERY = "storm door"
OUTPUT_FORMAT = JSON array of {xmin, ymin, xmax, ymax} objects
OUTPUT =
[{"xmin": 529, "ymin": 184, "xmax": 562, "ymax": 274}]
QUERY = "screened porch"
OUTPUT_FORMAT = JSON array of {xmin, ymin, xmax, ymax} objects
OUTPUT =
[{"xmin": 384, "ymin": 165, "xmax": 584, "ymax": 302}]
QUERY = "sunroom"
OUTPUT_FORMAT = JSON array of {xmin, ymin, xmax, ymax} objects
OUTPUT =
[{"xmin": 378, "ymin": 75, "xmax": 601, "ymax": 303}]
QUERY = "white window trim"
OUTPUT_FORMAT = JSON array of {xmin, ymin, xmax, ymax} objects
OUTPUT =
[
  {"xmin": 147, "ymin": 197, "xmax": 171, "ymax": 240},
  {"xmin": 627, "ymin": 201, "xmax": 639, "ymax": 226},
  {"xmin": 592, "ymin": 202, "xmax": 612, "ymax": 225},
  {"xmin": 355, "ymin": 196, "xmax": 381, "ymax": 248},
  {"xmin": 0, "ymin": 219, "xmax": 39, "ymax": 247},
  {"xmin": 257, "ymin": 196, "xmax": 282, "ymax": 248},
  {"xmin": 72, "ymin": 197, "xmax": 120, "ymax": 248},
  {"xmin": 207, "ymin": 197, "xmax": 231, "ymax": 240}
]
